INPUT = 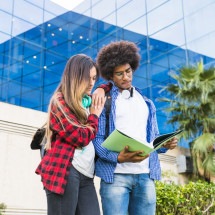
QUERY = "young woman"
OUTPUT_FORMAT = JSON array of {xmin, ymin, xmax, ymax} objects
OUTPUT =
[{"xmin": 35, "ymin": 54, "xmax": 105, "ymax": 215}]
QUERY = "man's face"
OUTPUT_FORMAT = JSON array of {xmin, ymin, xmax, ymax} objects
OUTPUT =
[{"xmin": 111, "ymin": 63, "xmax": 133, "ymax": 92}]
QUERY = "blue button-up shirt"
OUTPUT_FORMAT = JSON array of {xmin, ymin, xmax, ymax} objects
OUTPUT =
[{"xmin": 93, "ymin": 84, "xmax": 167, "ymax": 183}]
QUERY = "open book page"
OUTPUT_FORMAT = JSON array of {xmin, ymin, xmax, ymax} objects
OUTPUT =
[
  {"xmin": 102, "ymin": 129, "xmax": 153, "ymax": 156},
  {"xmin": 152, "ymin": 129, "xmax": 183, "ymax": 149},
  {"xmin": 102, "ymin": 129, "xmax": 183, "ymax": 156}
]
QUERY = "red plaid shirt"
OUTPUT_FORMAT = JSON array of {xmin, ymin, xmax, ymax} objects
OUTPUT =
[
  {"xmin": 99, "ymin": 82, "xmax": 112, "ymax": 92},
  {"xmin": 35, "ymin": 93, "xmax": 99, "ymax": 195}
]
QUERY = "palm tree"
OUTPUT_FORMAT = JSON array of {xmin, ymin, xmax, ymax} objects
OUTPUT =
[{"xmin": 158, "ymin": 59, "xmax": 215, "ymax": 182}]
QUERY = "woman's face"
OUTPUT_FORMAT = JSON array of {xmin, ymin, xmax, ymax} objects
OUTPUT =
[{"xmin": 85, "ymin": 66, "xmax": 97, "ymax": 95}]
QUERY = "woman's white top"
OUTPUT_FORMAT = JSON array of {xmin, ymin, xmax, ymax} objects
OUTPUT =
[{"xmin": 72, "ymin": 109, "xmax": 95, "ymax": 178}]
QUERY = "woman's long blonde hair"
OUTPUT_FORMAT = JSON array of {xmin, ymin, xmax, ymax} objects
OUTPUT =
[{"xmin": 45, "ymin": 54, "xmax": 99, "ymax": 150}]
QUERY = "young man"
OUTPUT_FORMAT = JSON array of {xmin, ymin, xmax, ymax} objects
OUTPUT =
[{"xmin": 92, "ymin": 40, "xmax": 178, "ymax": 215}]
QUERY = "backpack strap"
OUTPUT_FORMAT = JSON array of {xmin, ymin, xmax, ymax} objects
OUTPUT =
[
  {"xmin": 105, "ymin": 91, "xmax": 111, "ymax": 139},
  {"xmin": 94, "ymin": 91, "xmax": 112, "ymax": 163}
]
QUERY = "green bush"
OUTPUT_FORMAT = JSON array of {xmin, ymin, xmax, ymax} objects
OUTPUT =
[
  {"xmin": 156, "ymin": 180, "xmax": 215, "ymax": 215},
  {"xmin": 0, "ymin": 203, "xmax": 6, "ymax": 215}
]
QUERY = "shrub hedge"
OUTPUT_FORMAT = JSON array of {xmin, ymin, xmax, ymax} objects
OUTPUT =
[
  {"xmin": 156, "ymin": 180, "xmax": 215, "ymax": 215},
  {"xmin": 0, "ymin": 203, "xmax": 6, "ymax": 215}
]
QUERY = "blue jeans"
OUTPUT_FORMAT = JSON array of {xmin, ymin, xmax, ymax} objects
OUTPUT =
[
  {"xmin": 100, "ymin": 173, "xmax": 156, "ymax": 215},
  {"xmin": 45, "ymin": 166, "xmax": 100, "ymax": 215}
]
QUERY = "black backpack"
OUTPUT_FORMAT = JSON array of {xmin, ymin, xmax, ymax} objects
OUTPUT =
[
  {"xmin": 30, "ymin": 125, "xmax": 46, "ymax": 158},
  {"xmin": 30, "ymin": 127, "xmax": 46, "ymax": 150}
]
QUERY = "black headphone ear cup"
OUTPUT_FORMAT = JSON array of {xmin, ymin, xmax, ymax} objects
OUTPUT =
[{"xmin": 82, "ymin": 95, "xmax": 92, "ymax": 108}]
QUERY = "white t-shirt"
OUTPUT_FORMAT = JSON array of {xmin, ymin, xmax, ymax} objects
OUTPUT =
[
  {"xmin": 114, "ymin": 87, "xmax": 150, "ymax": 174},
  {"xmin": 72, "ymin": 141, "xmax": 95, "ymax": 178},
  {"xmin": 72, "ymin": 108, "xmax": 95, "ymax": 178}
]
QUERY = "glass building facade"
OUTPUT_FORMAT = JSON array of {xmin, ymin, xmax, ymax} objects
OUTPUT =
[{"xmin": 1, "ymin": 0, "xmax": 215, "ymax": 138}]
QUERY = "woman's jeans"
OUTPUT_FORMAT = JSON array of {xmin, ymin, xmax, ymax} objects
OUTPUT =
[
  {"xmin": 45, "ymin": 166, "xmax": 100, "ymax": 215},
  {"xmin": 100, "ymin": 173, "xmax": 156, "ymax": 215}
]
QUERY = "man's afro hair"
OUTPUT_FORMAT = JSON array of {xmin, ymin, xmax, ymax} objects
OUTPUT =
[{"xmin": 96, "ymin": 40, "xmax": 141, "ymax": 80}]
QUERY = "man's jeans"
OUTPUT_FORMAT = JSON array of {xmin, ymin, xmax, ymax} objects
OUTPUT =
[
  {"xmin": 100, "ymin": 173, "xmax": 156, "ymax": 215},
  {"xmin": 45, "ymin": 166, "xmax": 100, "ymax": 215}
]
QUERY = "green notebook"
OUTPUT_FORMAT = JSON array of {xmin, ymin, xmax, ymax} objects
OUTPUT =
[{"xmin": 102, "ymin": 129, "xmax": 183, "ymax": 156}]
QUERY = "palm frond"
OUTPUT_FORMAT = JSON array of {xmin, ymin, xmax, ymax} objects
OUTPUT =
[
  {"xmin": 202, "ymin": 153, "xmax": 215, "ymax": 175},
  {"xmin": 192, "ymin": 133, "xmax": 215, "ymax": 154},
  {"xmin": 200, "ymin": 68, "xmax": 215, "ymax": 81},
  {"xmin": 156, "ymin": 97, "xmax": 172, "ymax": 103}
]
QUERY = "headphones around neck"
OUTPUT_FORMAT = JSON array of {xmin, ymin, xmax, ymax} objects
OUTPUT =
[
  {"xmin": 82, "ymin": 95, "xmax": 92, "ymax": 108},
  {"xmin": 121, "ymin": 87, "xmax": 133, "ymax": 99}
]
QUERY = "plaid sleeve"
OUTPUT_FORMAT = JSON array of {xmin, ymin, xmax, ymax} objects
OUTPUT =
[
  {"xmin": 50, "ymin": 95, "xmax": 98, "ymax": 148},
  {"xmin": 97, "ymin": 82, "xmax": 113, "ymax": 93}
]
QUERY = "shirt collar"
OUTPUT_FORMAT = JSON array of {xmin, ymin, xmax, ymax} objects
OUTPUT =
[{"xmin": 110, "ymin": 81, "xmax": 134, "ymax": 95}]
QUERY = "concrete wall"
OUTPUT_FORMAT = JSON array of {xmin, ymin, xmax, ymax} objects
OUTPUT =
[{"xmin": 0, "ymin": 102, "xmax": 47, "ymax": 213}]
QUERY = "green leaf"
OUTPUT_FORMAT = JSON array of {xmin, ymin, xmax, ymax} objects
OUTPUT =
[
  {"xmin": 193, "ymin": 133, "xmax": 215, "ymax": 154},
  {"xmin": 202, "ymin": 154, "xmax": 215, "ymax": 174}
]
